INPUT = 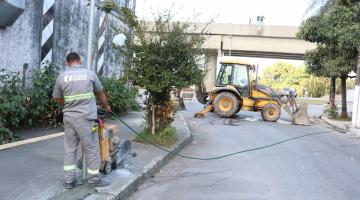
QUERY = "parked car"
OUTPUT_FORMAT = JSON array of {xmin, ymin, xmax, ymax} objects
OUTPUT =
[{"xmin": 281, "ymin": 88, "xmax": 297, "ymax": 98}]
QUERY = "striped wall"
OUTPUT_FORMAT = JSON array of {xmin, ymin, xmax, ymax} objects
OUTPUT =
[{"xmin": 41, "ymin": 0, "xmax": 55, "ymax": 64}]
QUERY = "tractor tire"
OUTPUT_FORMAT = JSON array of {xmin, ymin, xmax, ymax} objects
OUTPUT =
[
  {"xmin": 213, "ymin": 92, "xmax": 240, "ymax": 118},
  {"xmin": 261, "ymin": 104, "xmax": 281, "ymax": 122}
]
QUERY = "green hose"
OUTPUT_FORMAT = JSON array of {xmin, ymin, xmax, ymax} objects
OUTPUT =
[{"xmin": 109, "ymin": 110, "xmax": 331, "ymax": 161}]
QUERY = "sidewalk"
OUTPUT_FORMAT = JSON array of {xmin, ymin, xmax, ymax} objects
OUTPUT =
[
  {"xmin": 317, "ymin": 115, "xmax": 360, "ymax": 136},
  {"xmin": 0, "ymin": 111, "xmax": 192, "ymax": 200}
]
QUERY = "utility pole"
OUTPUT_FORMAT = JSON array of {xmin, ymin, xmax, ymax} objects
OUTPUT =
[
  {"xmin": 86, "ymin": 0, "xmax": 96, "ymax": 70},
  {"xmin": 352, "ymin": 48, "xmax": 360, "ymax": 128},
  {"xmin": 82, "ymin": 0, "xmax": 96, "ymax": 181}
]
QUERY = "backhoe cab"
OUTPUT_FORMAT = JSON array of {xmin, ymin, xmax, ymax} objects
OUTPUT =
[{"xmin": 195, "ymin": 58, "xmax": 310, "ymax": 125}]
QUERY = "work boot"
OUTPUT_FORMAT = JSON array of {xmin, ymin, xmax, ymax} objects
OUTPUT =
[
  {"xmin": 64, "ymin": 182, "xmax": 76, "ymax": 190},
  {"xmin": 88, "ymin": 178, "xmax": 110, "ymax": 187}
]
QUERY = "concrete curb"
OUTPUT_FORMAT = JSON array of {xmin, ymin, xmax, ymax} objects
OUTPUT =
[
  {"xmin": 85, "ymin": 112, "xmax": 193, "ymax": 200},
  {"xmin": 317, "ymin": 115, "xmax": 360, "ymax": 137},
  {"xmin": 0, "ymin": 132, "xmax": 64, "ymax": 151}
]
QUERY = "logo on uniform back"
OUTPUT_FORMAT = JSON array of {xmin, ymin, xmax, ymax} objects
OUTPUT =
[{"xmin": 64, "ymin": 74, "xmax": 88, "ymax": 83}]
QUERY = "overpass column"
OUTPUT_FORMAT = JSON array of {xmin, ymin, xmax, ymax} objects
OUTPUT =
[{"xmin": 204, "ymin": 50, "xmax": 218, "ymax": 92}]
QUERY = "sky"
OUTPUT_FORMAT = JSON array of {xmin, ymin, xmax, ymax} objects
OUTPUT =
[
  {"xmin": 136, "ymin": 0, "xmax": 312, "ymax": 74},
  {"xmin": 136, "ymin": 0, "xmax": 312, "ymax": 26}
]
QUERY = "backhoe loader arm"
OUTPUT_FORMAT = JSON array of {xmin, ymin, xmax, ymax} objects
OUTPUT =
[{"xmin": 194, "ymin": 100, "xmax": 213, "ymax": 118}]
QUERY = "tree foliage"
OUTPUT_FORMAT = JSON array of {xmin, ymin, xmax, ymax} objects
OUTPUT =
[
  {"xmin": 27, "ymin": 63, "xmax": 62, "ymax": 127},
  {"xmin": 298, "ymin": 0, "xmax": 360, "ymax": 117},
  {"xmin": 100, "ymin": 76, "xmax": 139, "ymax": 113},
  {"xmin": 99, "ymin": 2, "xmax": 208, "ymax": 134},
  {"xmin": 125, "ymin": 13, "xmax": 207, "ymax": 134},
  {"xmin": 298, "ymin": 0, "xmax": 360, "ymax": 77},
  {"xmin": 0, "ymin": 69, "xmax": 27, "ymax": 143},
  {"xmin": 260, "ymin": 62, "xmax": 328, "ymax": 98},
  {"xmin": 0, "ymin": 63, "xmax": 62, "ymax": 143},
  {"xmin": 261, "ymin": 62, "xmax": 306, "ymax": 87}
]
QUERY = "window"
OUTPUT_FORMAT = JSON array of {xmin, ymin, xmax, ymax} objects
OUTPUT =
[
  {"xmin": 232, "ymin": 64, "xmax": 248, "ymax": 87},
  {"xmin": 217, "ymin": 64, "xmax": 232, "ymax": 85},
  {"xmin": 233, "ymin": 64, "xmax": 249, "ymax": 96}
]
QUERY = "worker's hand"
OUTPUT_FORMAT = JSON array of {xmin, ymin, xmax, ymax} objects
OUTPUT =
[{"xmin": 103, "ymin": 104, "xmax": 111, "ymax": 113}]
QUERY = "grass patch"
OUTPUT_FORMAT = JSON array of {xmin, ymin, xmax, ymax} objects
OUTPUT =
[
  {"xmin": 324, "ymin": 106, "xmax": 351, "ymax": 121},
  {"xmin": 133, "ymin": 126, "xmax": 177, "ymax": 148},
  {"xmin": 328, "ymin": 116, "xmax": 352, "ymax": 121}
]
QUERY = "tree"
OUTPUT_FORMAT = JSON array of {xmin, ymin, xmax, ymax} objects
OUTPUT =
[
  {"xmin": 298, "ymin": 1, "xmax": 360, "ymax": 118},
  {"xmin": 298, "ymin": 15, "xmax": 337, "ymax": 108},
  {"xmin": 261, "ymin": 62, "xmax": 306, "ymax": 91},
  {"xmin": 300, "ymin": 75, "xmax": 329, "ymax": 98},
  {"xmin": 99, "ymin": 2, "xmax": 208, "ymax": 134},
  {"xmin": 260, "ymin": 62, "xmax": 328, "ymax": 98}
]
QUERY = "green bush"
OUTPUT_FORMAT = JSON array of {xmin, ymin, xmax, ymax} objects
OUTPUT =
[
  {"xmin": 100, "ymin": 76, "xmax": 139, "ymax": 113},
  {"xmin": 0, "ymin": 69, "xmax": 27, "ymax": 143},
  {"xmin": 0, "ymin": 64, "xmax": 139, "ymax": 144},
  {"xmin": 26, "ymin": 63, "xmax": 62, "ymax": 127},
  {"xmin": 0, "ymin": 63, "xmax": 62, "ymax": 143},
  {"xmin": 324, "ymin": 105, "xmax": 339, "ymax": 119}
]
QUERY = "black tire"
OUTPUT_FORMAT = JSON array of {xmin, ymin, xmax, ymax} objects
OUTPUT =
[
  {"xmin": 77, "ymin": 158, "xmax": 83, "ymax": 170},
  {"xmin": 213, "ymin": 92, "xmax": 240, "ymax": 118},
  {"xmin": 236, "ymin": 100, "xmax": 243, "ymax": 114},
  {"xmin": 103, "ymin": 161, "xmax": 112, "ymax": 174},
  {"xmin": 261, "ymin": 104, "xmax": 281, "ymax": 122},
  {"xmin": 111, "ymin": 157, "xmax": 118, "ymax": 170}
]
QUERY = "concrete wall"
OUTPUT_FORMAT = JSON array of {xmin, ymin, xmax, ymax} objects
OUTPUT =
[
  {"xmin": 146, "ymin": 22, "xmax": 316, "ymax": 59},
  {"xmin": 1, "ymin": 0, "xmax": 134, "ymax": 81},
  {"xmin": 52, "ymin": 0, "xmax": 99, "ymax": 70},
  {"xmin": 102, "ymin": 16, "xmax": 127, "ymax": 78},
  {"xmin": 221, "ymin": 36, "xmax": 315, "ymax": 55},
  {"xmin": 195, "ymin": 23, "xmax": 300, "ymax": 38},
  {"xmin": 0, "ymin": 0, "xmax": 43, "ymax": 84}
]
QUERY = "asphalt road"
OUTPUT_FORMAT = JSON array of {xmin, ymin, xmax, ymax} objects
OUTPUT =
[{"xmin": 130, "ymin": 103, "xmax": 360, "ymax": 200}]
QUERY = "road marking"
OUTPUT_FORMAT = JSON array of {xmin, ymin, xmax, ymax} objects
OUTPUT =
[
  {"xmin": 277, "ymin": 119, "xmax": 292, "ymax": 125},
  {"xmin": 243, "ymin": 117, "xmax": 259, "ymax": 122},
  {"xmin": 0, "ymin": 132, "xmax": 64, "ymax": 151}
]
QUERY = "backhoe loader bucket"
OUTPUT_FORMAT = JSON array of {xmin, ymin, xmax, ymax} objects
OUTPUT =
[{"xmin": 282, "ymin": 104, "xmax": 310, "ymax": 126}]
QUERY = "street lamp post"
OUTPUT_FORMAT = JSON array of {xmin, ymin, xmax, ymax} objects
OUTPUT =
[
  {"xmin": 81, "ymin": 0, "xmax": 96, "ymax": 181},
  {"xmin": 86, "ymin": 0, "xmax": 96, "ymax": 70}
]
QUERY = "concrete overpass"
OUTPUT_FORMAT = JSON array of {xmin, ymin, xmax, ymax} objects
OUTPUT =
[{"xmin": 193, "ymin": 23, "xmax": 316, "ymax": 91}]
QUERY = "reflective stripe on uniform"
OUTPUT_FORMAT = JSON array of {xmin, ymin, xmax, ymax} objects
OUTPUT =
[
  {"xmin": 64, "ymin": 93, "xmax": 95, "ymax": 102},
  {"xmin": 64, "ymin": 165, "xmax": 76, "ymax": 171},
  {"xmin": 87, "ymin": 168, "xmax": 100, "ymax": 175}
]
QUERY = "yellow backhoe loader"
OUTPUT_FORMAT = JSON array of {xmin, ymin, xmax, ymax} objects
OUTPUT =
[{"xmin": 195, "ymin": 58, "xmax": 310, "ymax": 125}]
